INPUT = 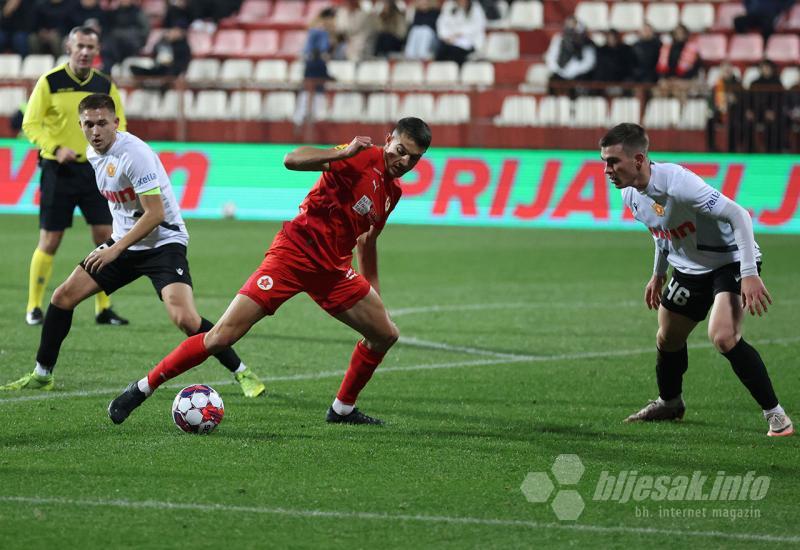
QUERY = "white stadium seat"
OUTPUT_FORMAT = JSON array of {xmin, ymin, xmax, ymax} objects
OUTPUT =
[
  {"xmin": 365, "ymin": 93, "xmax": 399, "ymax": 123},
  {"xmin": 575, "ymin": 2, "xmax": 609, "ymax": 31},
  {"xmin": 390, "ymin": 60, "xmax": 424, "ymax": 87},
  {"xmin": 742, "ymin": 66, "xmax": 761, "ymax": 89},
  {"xmin": 609, "ymin": 2, "xmax": 644, "ymax": 32},
  {"xmin": 781, "ymin": 66, "xmax": 800, "ymax": 90},
  {"xmin": 425, "ymin": 61, "xmax": 459, "ymax": 86},
  {"xmin": 509, "ymin": 0, "xmax": 544, "ymax": 30},
  {"xmin": 20, "ymin": 55, "xmax": 55, "ymax": 79},
  {"xmin": 125, "ymin": 90, "xmax": 161, "ymax": 118},
  {"xmin": 0, "ymin": 54, "xmax": 22, "ymax": 78},
  {"xmin": 355, "ymin": 59, "xmax": 389, "ymax": 86},
  {"xmin": 677, "ymin": 99, "xmax": 708, "ymax": 129},
  {"xmin": 609, "ymin": 97, "xmax": 641, "ymax": 125},
  {"xmin": 572, "ymin": 96, "xmax": 608, "ymax": 127},
  {"xmin": 288, "ymin": 60, "xmax": 305, "ymax": 85},
  {"xmin": 680, "ymin": 3, "xmax": 715, "ymax": 32},
  {"xmin": 0, "ymin": 86, "xmax": 27, "ymax": 116},
  {"xmin": 185, "ymin": 58, "xmax": 220, "ymax": 82},
  {"xmin": 646, "ymin": 2, "xmax": 680, "ymax": 33},
  {"xmin": 484, "ymin": 32, "xmax": 520, "ymax": 61},
  {"xmin": 433, "ymin": 94, "xmax": 470, "ymax": 124},
  {"xmin": 494, "ymin": 95, "xmax": 537, "ymax": 126},
  {"xmin": 253, "ymin": 59, "xmax": 288, "ymax": 84},
  {"xmin": 642, "ymin": 97, "xmax": 681, "ymax": 128},
  {"xmin": 327, "ymin": 60, "xmax": 356, "ymax": 85},
  {"xmin": 188, "ymin": 90, "xmax": 229, "ymax": 120},
  {"xmin": 263, "ymin": 91, "xmax": 296, "ymax": 121},
  {"xmin": 537, "ymin": 96, "xmax": 572, "ymax": 126},
  {"xmin": 460, "ymin": 61, "xmax": 495, "ymax": 86},
  {"xmin": 157, "ymin": 90, "xmax": 194, "ymax": 120},
  {"xmin": 398, "ymin": 93, "xmax": 435, "ymax": 121},
  {"xmin": 229, "ymin": 90, "xmax": 263, "ymax": 120},
  {"xmin": 328, "ymin": 92, "xmax": 365, "ymax": 122},
  {"xmin": 521, "ymin": 63, "xmax": 550, "ymax": 93},
  {"xmin": 219, "ymin": 59, "xmax": 254, "ymax": 83}
]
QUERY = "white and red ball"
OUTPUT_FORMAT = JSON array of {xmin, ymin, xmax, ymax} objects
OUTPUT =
[{"xmin": 171, "ymin": 385, "xmax": 224, "ymax": 434}]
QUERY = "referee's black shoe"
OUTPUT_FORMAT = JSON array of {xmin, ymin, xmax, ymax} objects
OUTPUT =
[
  {"xmin": 96, "ymin": 308, "xmax": 129, "ymax": 326},
  {"xmin": 326, "ymin": 406, "xmax": 384, "ymax": 425}
]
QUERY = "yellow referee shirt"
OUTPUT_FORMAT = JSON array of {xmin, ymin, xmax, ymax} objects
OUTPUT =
[{"xmin": 22, "ymin": 63, "xmax": 127, "ymax": 163}]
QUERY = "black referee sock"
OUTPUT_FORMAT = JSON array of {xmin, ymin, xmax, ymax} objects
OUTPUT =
[
  {"xmin": 723, "ymin": 338, "xmax": 779, "ymax": 410},
  {"xmin": 35, "ymin": 304, "xmax": 75, "ymax": 371},
  {"xmin": 195, "ymin": 317, "xmax": 242, "ymax": 373},
  {"xmin": 656, "ymin": 345, "xmax": 688, "ymax": 401}
]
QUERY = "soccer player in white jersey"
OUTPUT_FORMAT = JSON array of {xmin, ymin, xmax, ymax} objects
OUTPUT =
[
  {"xmin": 599, "ymin": 123, "xmax": 792, "ymax": 437},
  {"xmin": 0, "ymin": 93, "xmax": 266, "ymax": 398}
]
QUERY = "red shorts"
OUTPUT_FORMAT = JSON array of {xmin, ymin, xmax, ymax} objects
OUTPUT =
[{"xmin": 238, "ymin": 230, "xmax": 371, "ymax": 316}]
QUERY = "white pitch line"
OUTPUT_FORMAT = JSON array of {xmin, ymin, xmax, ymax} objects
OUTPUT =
[{"xmin": 0, "ymin": 495, "xmax": 797, "ymax": 544}]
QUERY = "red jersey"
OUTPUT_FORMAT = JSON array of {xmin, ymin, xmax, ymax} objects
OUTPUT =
[{"xmin": 282, "ymin": 145, "xmax": 403, "ymax": 272}]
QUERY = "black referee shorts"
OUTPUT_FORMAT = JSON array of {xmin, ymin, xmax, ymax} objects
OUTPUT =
[
  {"xmin": 81, "ymin": 241, "xmax": 193, "ymax": 300},
  {"xmin": 39, "ymin": 159, "xmax": 112, "ymax": 231}
]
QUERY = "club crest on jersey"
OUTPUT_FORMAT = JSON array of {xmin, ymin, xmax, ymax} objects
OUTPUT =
[
  {"xmin": 257, "ymin": 275, "xmax": 273, "ymax": 291},
  {"xmin": 651, "ymin": 202, "xmax": 665, "ymax": 216},
  {"xmin": 353, "ymin": 195, "xmax": 373, "ymax": 216},
  {"xmin": 106, "ymin": 163, "xmax": 116, "ymax": 177}
]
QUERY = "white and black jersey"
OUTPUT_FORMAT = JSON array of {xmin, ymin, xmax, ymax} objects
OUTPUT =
[
  {"xmin": 87, "ymin": 131, "xmax": 188, "ymax": 251},
  {"xmin": 621, "ymin": 162, "xmax": 761, "ymax": 277}
]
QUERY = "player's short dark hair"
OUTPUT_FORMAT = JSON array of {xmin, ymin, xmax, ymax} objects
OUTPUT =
[
  {"xmin": 599, "ymin": 123, "xmax": 649, "ymax": 155},
  {"xmin": 394, "ymin": 117, "xmax": 432, "ymax": 150},
  {"xmin": 68, "ymin": 26, "xmax": 101, "ymax": 40},
  {"xmin": 78, "ymin": 93, "xmax": 116, "ymax": 115}
]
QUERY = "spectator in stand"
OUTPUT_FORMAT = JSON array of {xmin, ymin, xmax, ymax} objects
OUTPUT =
[
  {"xmin": 100, "ymin": 0, "xmax": 150, "ymax": 73},
  {"xmin": 478, "ymin": 0, "xmax": 501, "ymax": 21},
  {"xmin": 734, "ymin": 0, "xmax": 795, "ymax": 40},
  {"xmin": 404, "ymin": 0, "xmax": 440, "ymax": 61},
  {"xmin": 707, "ymin": 62, "xmax": 745, "ymax": 152},
  {"xmin": 294, "ymin": 8, "xmax": 337, "ymax": 131},
  {"xmin": 336, "ymin": 0, "xmax": 373, "ymax": 61},
  {"xmin": 0, "ymin": 0, "xmax": 35, "ymax": 57},
  {"xmin": 655, "ymin": 24, "xmax": 700, "ymax": 100},
  {"xmin": 631, "ymin": 24, "xmax": 661, "ymax": 83},
  {"xmin": 544, "ymin": 16, "xmax": 596, "ymax": 95},
  {"xmin": 746, "ymin": 59, "xmax": 785, "ymax": 152},
  {"xmin": 165, "ymin": 0, "xmax": 193, "ymax": 30},
  {"xmin": 72, "ymin": 0, "xmax": 105, "ymax": 30},
  {"xmin": 593, "ymin": 30, "xmax": 635, "ymax": 85},
  {"xmin": 188, "ymin": 0, "xmax": 244, "ymax": 32},
  {"xmin": 372, "ymin": 1, "xmax": 407, "ymax": 58},
  {"xmin": 130, "ymin": 23, "xmax": 191, "ymax": 77},
  {"xmin": 30, "ymin": 0, "xmax": 78, "ymax": 57},
  {"xmin": 436, "ymin": 0, "xmax": 487, "ymax": 66}
]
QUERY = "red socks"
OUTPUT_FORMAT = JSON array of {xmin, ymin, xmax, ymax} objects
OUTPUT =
[
  {"xmin": 336, "ymin": 341, "xmax": 385, "ymax": 405},
  {"xmin": 147, "ymin": 333, "xmax": 211, "ymax": 390}
]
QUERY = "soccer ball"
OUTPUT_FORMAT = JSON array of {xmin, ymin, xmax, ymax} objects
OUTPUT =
[{"xmin": 171, "ymin": 385, "xmax": 224, "ymax": 434}]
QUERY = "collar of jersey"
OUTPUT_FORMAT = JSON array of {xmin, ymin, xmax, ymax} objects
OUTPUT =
[{"xmin": 64, "ymin": 63, "xmax": 95, "ymax": 86}]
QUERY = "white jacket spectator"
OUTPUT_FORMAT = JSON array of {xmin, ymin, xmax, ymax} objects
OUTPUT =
[{"xmin": 436, "ymin": 0, "xmax": 486, "ymax": 65}]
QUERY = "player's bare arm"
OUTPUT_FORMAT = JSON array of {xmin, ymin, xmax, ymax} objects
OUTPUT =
[
  {"xmin": 283, "ymin": 136, "xmax": 373, "ymax": 171},
  {"xmin": 356, "ymin": 225, "xmax": 380, "ymax": 294},
  {"xmin": 83, "ymin": 193, "xmax": 165, "ymax": 273}
]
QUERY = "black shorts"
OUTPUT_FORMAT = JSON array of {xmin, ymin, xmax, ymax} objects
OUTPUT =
[
  {"xmin": 661, "ymin": 262, "xmax": 762, "ymax": 322},
  {"xmin": 80, "ymin": 241, "xmax": 193, "ymax": 299},
  {"xmin": 39, "ymin": 159, "xmax": 112, "ymax": 231}
]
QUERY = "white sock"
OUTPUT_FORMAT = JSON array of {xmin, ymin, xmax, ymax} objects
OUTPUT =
[
  {"xmin": 34, "ymin": 363, "xmax": 51, "ymax": 377},
  {"xmin": 332, "ymin": 398, "xmax": 354, "ymax": 416},
  {"xmin": 137, "ymin": 377, "xmax": 152, "ymax": 396},
  {"xmin": 234, "ymin": 363, "xmax": 247, "ymax": 374},
  {"xmin": 763, "ymin": 404, "xmax": 785, "ymax": 418},
  {"xmin": 658, "ymin": 395, "xmax": 683, "ymax": 407}
]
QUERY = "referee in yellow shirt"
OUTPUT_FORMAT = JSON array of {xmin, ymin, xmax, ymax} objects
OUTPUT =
[{"xmin": 23, "ymin": 26, "xmax": 128, "ymax": 326}]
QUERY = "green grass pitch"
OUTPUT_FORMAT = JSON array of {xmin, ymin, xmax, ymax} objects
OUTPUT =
[{"xmin": 0, "ymin": 213, "xmax": 798, "ymax": 549}]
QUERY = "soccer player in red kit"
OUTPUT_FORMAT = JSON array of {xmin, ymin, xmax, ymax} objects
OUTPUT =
[{"xmin": 108, "ymin": 117, "xmax": 431, "ymax": 425}]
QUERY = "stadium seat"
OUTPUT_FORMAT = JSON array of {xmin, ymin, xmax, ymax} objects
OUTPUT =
[
  {"xmin": 782, "ymin": 4, "xmax": 800, "ymax": 30},
  {"xmin": 271, "ymin": 0, "xmax": 306, "ymax": 25},
  {"xmin": 327, "ymin": 60, "xmax": 356, "ymax": 84},
  {"xmin": 537, "ymin": 96, "xmax": 572, "ymax": 126},
  {"xmin": 20, "ymin": 54, "xmax": 55, "ymax": 79},
  {"xmin": 433, "ymin": 94, "xmax": 471, "ymax": 124},
  {"xmin": 125, "ymin": 90, "xmax": 161, "ymax": 118},
  {"xmin": 741, "ymin": 65, "xmax": 761, "ymax": 89},
  {"xmin": 522, "ymin": 63, "xmax": 550, "ymax": 93},
  {"xmin": 697, "ymin": 34, "xmax": 727, "ymax": 63},
  {"xmin": 365, "ymin": 93, "xmax": 399, "ymax": 123},
  {"xmin": 278, "ymin": 30, "xmax": 308, "ymax": 57},
  {"xmin": 158, "ymin": 90, "xmax": 194, "ymax": 120},
  {"xmin": 220, "ymin": 59, "xmax": 254, "ymax": 82},
  {"xmin": 390, "ymin": 60, "xmax": 424, "ymax": 87},
  {"xmin": 112, "ymin": 56, "xmax": 153, "ymax": 79},
  {"xmin": 0, "ymin": 53, "xmax": 22, "ymax": 78},
  {"xmin": 781, "ymin": 66, "xmax": 800, "ymax": 89},
  {"xmin": 680, "ymin": 3, "xmax": 715, "ymax": 32},
  {"xmin": 0, "ymin": 86, "xmax": 27, "ymax": 116},
  {"xmin": 677, "ymin": 99, "xmax": 708, "ymax": 129},
  {"xmin": 187, "ymin": 30, "xmax": 213, "ymax": 57},
  {"xmin": 645, "ymin": 2, "xmax": 680, "ymax": 33},
  {"xmin": 572, "ymin": 96, "xmax": 608, "ymax": 128},
  {"xmin": 398, "ymin": 93, "xmax": 436, "ymax": 121},
  {"xmin": 185, "ymin": 58, "xmax": 220, "ymax": 82},
  {"xmin": 484, "ymin": 32, "xmax": 519, "ymax": 61},
  {"xmin": 237, "ymin": 0, "xmax": 272, "ymax": 26},
  {"xmin": 328, "ymin": 92, "xmax": 365, "ymax": 122},
  {"xmin": 493, "ymin": 95, "xmax": 537, "ymax": 126},
  {"xmin": 288, "ymin": 59, "xmax": 304, "ymax": 85},
  {"xmin": 460, "ymin": 61, "xmax": 494, "ymax": 87},
  {"xmin": 642, "ymin": 97, "xmax": 680, "ymax": 128},
  {"xmin": 212, "ymin": 29, "xmax": 246, "ymax": 56},
  {"xmin": 253, "ymin": 59, "xmax": 288, "ymax": 83},
  {"xmin": 244, "ymin": 30, "xmax": 280, "ymax": 57},
  {"xmin": 765, "ymin": 34, "xmax": 800, "ymax": 63},
  {"xmin": 425, "ymin": 61, "xmax": 459, "ymax": 86},
  {"xmin": 508, "ymin": 0, "xmax": 544, "ymax": 30},
  {"xmin": 574, "ymin": 2, "xmax": 609, "ymax": 31},
  {"xmin": 705, "ymin": 64, "xmax": 741, "ymax": 88},
  {"xmin": 713, "ymin": 3, "xmax": 746, "ymax": 30},
  {"xmin": 262, "ymin": 91, "xmax": 296, "ymax": 121},
  {"xmin": 189, "ymin": 90, "xmax": 229, "ymax": 120},
  {"xmin": 229, "ymin": 90, "xmax": 264, "ymax": 120},
  {"xmin": 487, "ymin": 0, "xmax": 511, "ymax": 30},
  {"xmin": 356, "ymin": 59, "xmax": 389, "ymax": 86},
  {"xmin": 609, "ymin": 2, "xmax": 644, "ymax": 33},
  {"xmin": 727, "ymin": 34, "xmax": 763, "ymax": 62},
  {"xmin": 609, "ymin": 97, "xmax": 641, "ymax": 125}
]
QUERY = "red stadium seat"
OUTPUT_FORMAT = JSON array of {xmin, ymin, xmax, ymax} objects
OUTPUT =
[
  {"xmin": 306, "ymin": 0, "xmax": 331, "ymax": 22},
  {"xmin": 697, "ymin": 33, "xmax": 727, "ymax": 62},
  {"xmin": 765, "ymin": 34, "xmax": 800, "ymax": 63},
  {"xmin": 712, "ymin": 3, "xmax": 746, "ymax": 30},
  {"xmin": 245, "ymin": 30, "xmax": 280, "ymax": 57},
  {"xmin": 212, "ymin": 30, "xmax": 247, "ymax": 56},
  {"xmin": 187, "ymin": 30, "xmax": 213, "ymax": 57},
  {"xmin": 779, "ymin": 4, "xmax": 800, "ymax": 30},
  {"xmin": 278, "ymin": 30, "xmax": 307, "ymax": 57},
  {"xmin": 727, "ymin": 33, "xmax": 763, "ymax": 62},
  {"xmin": 238, "ymin": 0, "xmax": 273, "ymax": 25},
  {"xmin": 271, "ymin": 0, "xmax": 306, "ymax": 25}
]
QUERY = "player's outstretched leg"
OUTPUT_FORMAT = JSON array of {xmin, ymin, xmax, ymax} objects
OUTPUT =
[{"xmin": 194, "ymin": 317, "xmax": 266, "ymax": 398}]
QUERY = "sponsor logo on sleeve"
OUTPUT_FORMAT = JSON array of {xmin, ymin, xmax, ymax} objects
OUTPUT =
[{"xmin": 702, "ymin": 191, "xmax": 721, "ymax": 212}]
